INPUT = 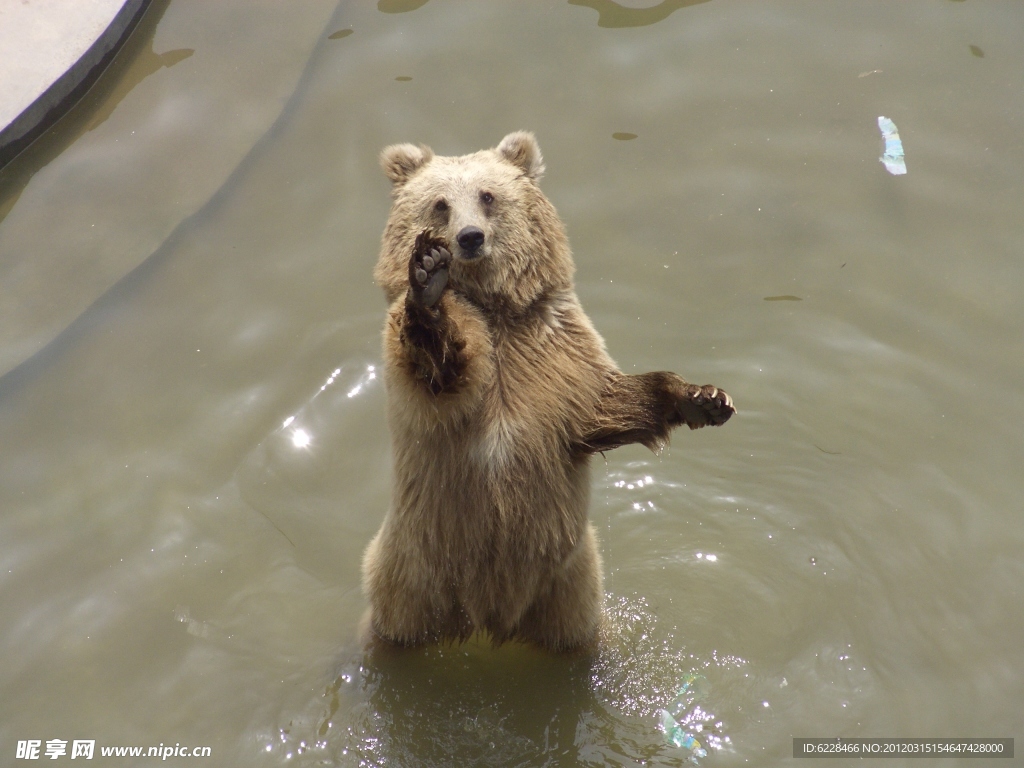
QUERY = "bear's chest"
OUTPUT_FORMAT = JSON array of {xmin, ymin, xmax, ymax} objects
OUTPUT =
[{"xmin": 470, "ymin": 328, "xmax": 575, "ymax": 469}]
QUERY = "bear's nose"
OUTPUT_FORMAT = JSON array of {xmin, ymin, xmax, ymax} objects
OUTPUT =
[{"xmin": 457, "ymin": 226, "xmax": 485, "ymax": 253}]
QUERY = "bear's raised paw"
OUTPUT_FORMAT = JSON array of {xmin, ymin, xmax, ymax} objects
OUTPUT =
[
  {"xmin": 408, "ymin": 229, "xmax": 451, "ymax": 308},
  {"xmin": 675, "ymin": 383, "xmax": 735, "ymax": 430}
]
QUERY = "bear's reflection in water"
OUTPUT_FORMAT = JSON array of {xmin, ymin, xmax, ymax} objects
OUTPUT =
[
  {"xmin": 299, "ymin": 595, "xmax": 724, "ymax": 766},
  {"xmin": 345, "ymin": 640, "xmax": 594, "ymax": 764}
]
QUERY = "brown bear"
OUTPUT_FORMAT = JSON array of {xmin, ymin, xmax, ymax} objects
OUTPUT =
[{"xmin": 362, "ymin": 131, "xmax": 734, "ymax": 651}]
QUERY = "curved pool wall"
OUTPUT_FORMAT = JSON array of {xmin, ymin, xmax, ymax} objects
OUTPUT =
[{"xmin": 0, "ymin": 0, "xmax": 152, "ymax": 170}]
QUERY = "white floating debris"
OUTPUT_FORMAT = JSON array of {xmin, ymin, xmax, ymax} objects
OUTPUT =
[{"xmin": 877, "ymin": 116, "xmax": 906, "ymax": 175}]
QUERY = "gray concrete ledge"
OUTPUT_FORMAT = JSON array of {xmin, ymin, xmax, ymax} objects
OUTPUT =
[{"xmin": 0, "ymin": 0, "xmax": 152, "ymax": 170}]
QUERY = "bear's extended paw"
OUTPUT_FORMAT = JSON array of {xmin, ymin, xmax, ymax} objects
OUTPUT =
[
  {"xmin": 674, "ymin": 384, "xmax": 735, "ymax": 430},
  {"xmin": 408, "ymin": 229, "xmax": 452, "ymax": 309}
]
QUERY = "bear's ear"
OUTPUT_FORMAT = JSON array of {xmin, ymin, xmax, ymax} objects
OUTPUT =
[
  {"xmin": 380, "ymin": 143, "xmax": 434, "ymax": 185},
  {"xmin": 497, "ymin": 131, "xmax": 545, "ymax": 181}
]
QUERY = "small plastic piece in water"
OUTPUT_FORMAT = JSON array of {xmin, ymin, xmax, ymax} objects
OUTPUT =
[
  {"xmin": 658, "ymin": 673, "xmax": 711, "ymax": 759},
  {"xmin": 877, "ymin": 116, "xmax": 907, "ymax": 175},
  {"xmin": 659, "ymin": 709, "xmax": 708, "ymax": 757}
]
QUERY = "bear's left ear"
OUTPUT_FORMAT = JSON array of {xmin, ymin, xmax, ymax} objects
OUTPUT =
[{"xmin": 497, "ymin": 131, "xmax": 545, "ymax": 181}]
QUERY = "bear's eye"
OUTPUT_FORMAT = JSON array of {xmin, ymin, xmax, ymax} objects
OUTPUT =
[
  {"xmin": 434, "ymin": 199, "xmax": 449, "ymax": 213},
  {"xmin": 480, "ymin": 191, "xmax": 495, "ymax": 205}
]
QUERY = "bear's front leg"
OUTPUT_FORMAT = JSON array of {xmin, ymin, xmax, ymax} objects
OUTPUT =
[
  {"xmin": 399, "ymin": 229, "xmax": 467, "ymax": 395},
  {"xmin": 576, "ymin": 371, "xmax": 735, "ymax": 454}
]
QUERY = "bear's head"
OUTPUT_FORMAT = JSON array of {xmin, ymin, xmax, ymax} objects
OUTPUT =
[{"xmin": 375, "ymin": 132, "xmax": 575, "ymax": 311}]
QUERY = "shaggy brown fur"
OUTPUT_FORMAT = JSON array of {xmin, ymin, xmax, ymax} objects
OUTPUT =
[{"xmin": 363, "ymin": 131, "xmax": 734, "ymax": 651}]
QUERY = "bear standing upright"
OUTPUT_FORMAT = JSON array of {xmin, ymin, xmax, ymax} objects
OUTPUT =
[{"xmin": 363, "ymin": 132, "xmax": 734, "ymax": 651}]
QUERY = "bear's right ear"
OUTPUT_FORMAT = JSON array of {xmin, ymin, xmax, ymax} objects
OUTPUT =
[{"xmin": 380, "ymin": 143, "xmax": 434, "ymax": 185}]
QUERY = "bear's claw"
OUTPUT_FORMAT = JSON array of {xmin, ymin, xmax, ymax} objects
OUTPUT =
[
  {"xmin": 408, "ymin": 229, "xmax": 451, "ymax": 308},
  {"xmin": 676, "ymin": 383, "xmax": 735, "ymax": 430}
]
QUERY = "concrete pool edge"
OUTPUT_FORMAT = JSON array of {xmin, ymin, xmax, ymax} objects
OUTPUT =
[{"xmin": 0, "ymin": 0, "xmax": 154, "ymax": 171}]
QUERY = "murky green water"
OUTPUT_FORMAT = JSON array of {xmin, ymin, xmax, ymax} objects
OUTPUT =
[{"xmin": 2, "ymin": 1, "xmax": 1022, "ymax": 765}]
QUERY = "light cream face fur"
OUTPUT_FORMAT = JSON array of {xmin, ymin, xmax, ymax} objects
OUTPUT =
[{"xmin": 375, "ymin": 132, "xmax": 573, "ymax": 312}]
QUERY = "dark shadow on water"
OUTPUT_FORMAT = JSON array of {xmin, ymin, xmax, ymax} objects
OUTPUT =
[
  {"xmin": 377, "ymin": 0, "xmax": 431, "ymax": 13},
  {"xmin": 325, "ymin": 640, "xmax": 599, "ymax": 766},
  {"xmin": 83, "ymin": 47, "xmax": 193, "ymax": 133},
  {"xmin": 568, "ymin": 0, "xmax": 711, "ymax": 29},
  {"xmin": 284, "ymin": 597, "xmax": 704, "ymax": 766},
  {"xmin": 0, "ymin": 0, "xmax": 181, "ymax": 227}
]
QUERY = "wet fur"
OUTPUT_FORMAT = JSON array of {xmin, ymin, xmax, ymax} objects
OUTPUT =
[{"xmin": 363, "ymin": 132, "xmax": 733, "ymax": 651}]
